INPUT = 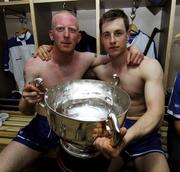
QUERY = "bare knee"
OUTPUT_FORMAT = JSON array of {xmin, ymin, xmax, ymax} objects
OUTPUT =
[
  {"xmin": 0, "ymin": 141, "xmax": 42, "ymax": 172},
  {"xmin": 134, "ymin": 152, "xmax": 170, "ymax": 172}
]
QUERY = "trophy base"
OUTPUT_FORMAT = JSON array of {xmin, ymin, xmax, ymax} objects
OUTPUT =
[{"xmin": 60, "ymin": 139, "xmax": 99, "ymax": 159}]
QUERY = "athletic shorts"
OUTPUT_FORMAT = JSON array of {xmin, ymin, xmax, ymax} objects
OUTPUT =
[
  {"xmin": 13, "ymin": 114, "xmax": 59, "ymax": 152},
  {"xmin": 123, "ymin": 119, "xmax": 164, "ymax": 158}
]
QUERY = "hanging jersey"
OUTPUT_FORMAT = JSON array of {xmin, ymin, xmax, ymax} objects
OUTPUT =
[
  {"xmin": 3, "ymin": 31, "xmax": 35, "ymax": 93},
  {"xmin": 128, "ymin": 30, "xmax": 157, "ymax": 59},
  {"xmin": 167, "ymin": 72, "xmax": 180, "ymax": 119}
]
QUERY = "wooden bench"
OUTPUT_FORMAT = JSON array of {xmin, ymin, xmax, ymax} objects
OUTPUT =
[
  {"xmin": 0, "ymin": 110, "xmax": 57, "ymax": 160},
  {"xmin": 0, "ymin": 111, "xmax": 58, "ymax": 172},
  {"xmin": 160, "ymin": 120, "xmax": 168, "ymax": 158},
  {"xmin": 0, "ymin": 110, "xmax": 32, "ymax": 151}
]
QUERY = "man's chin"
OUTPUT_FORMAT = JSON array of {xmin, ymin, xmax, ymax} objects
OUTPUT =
[
  {"xmin": 60, "ymin": 48, "xmax": 74, "ymax": 54},
  {"xmin": 58, "ymin": 46, "xmax": 73, "ymax": 52},
  {"xmin": 108, "ymin": 52, "xmax": 120, "ymax": 58}
]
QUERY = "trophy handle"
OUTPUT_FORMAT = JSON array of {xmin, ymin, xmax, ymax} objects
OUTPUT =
[
  {"xmin": 107, "ymin": 113, "xmax": 123, "ymax": 147},
  {"xmin": 106, "ymin": 74, "xmax": 122, "ymax": 146},
  {"xmin": 33, "ymin": 77, "xmax": 47, "ymax": 108}
]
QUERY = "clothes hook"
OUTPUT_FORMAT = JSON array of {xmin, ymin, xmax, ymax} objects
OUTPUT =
[
  {"xmin": 130, "ymin": 0, "xmax": 139, "ymax": 23},
  {"xmin": 132, "ymin": 0, "xmax": 140, "ymax": 9},
  {"xmin": 3, "ymin": 7, "xmax": 6, "ymax": 14},
  {"xmin": 130, "ymin": 7, "xmax": 136, "ymax": 22}
]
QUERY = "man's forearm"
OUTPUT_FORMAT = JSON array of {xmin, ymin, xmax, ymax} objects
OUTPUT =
[
  {"xmin": 19, "ymin": 97, "xmax": 36, "ymax": 115},
  {"xmin": 124, "ymin": 111, "xmax": 164, "ymax": 145}
]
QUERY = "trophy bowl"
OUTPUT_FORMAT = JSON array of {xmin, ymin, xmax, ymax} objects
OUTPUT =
[{"xmin": 43, "ymin": 79, "xmax": 130, "ymax": 159}]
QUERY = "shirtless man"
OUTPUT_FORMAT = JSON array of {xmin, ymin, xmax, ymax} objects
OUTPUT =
[
  {"xmin": 0, "ymin": 10, "xmax": 143, "ymax": 172},
  {"xmin": 92, "ymin": 9, "xmax": 170, "ymax": 172}
]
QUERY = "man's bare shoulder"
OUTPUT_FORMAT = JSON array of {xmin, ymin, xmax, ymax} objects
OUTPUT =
[
  {"xmin": 24, "ymin": 56, "xmax": 48, "ymax": 73},
  {"xmin": 25, "ymin": 56, "xmax": 47, "ymax": 66},
  {"xmin": 78, "ymin": 51, "xmax": 108, "ymax": 60},
  {"xmin": 140, "ymin": 57, "xmax": 162, "ymax": 69},
  {"xmin": 78, "ymin": 51, "xmax": 95, "ymax": 58},
  {"xmin": 139, "ymin": 56, "xmax": 163, "ymax": 79}
]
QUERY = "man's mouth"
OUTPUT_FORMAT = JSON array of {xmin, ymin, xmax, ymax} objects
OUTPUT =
[
  {"xmin": 109, "ymin": 46, "xmax": 119, "ymax": 50},
  {"xmin": 61, "ymin": 42, "xmax": 71, "ymax": 45}
]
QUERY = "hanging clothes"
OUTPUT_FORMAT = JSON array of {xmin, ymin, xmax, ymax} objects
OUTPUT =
[
  {"xmin": 75, "ymin": 31, "xmax": 96, "ymax": 53},
  {"xmin": 3, "ymin": 31, "xmax": 35, "ymax": 93},
  {"xmin": 128, "ymin": 30, "xmax": 157, "ymax": 59},
  {"xmin": 167, "ymin": 72, "xmax": 180, "ymax": 119}
]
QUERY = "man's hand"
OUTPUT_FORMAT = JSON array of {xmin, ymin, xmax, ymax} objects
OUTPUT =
[
  {"xmin": 127, "ymin": 46, "xmax": 144, "ymax": 65},
  {"xmin": 94, "ymin": 127, "xmax": 127, "ymax": 159},
  {"xmin": 92, "ymin": 122, "xmax": 111, "ymax": 139},
  {"xmin": 22, "ymin": 82, "xmax": 44, "ymax": 104},
  {"xmin": 33, "ymin": 45, "xmax": 53, "ymax": 61}
]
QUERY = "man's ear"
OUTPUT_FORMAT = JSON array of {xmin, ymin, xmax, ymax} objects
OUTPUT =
[
  {"xmin": 49, "ymin": 30, "xmax": 54, "ymax": 41},
  {"xmin": 77, "ymin": 31, "xmax": 82, "ymax": 43},
  {"xmin": 100, "ymin": 34, "xmax": 104, "ymax": 46},
  {"xmin": 127, "ymin": 29, "xmax": 131, "ymax": 39}
]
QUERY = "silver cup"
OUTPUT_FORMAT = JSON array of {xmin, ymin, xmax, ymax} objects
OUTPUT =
[{"xmin": 35, "ymin": 79, "xmax": 130, "ymax": 159}]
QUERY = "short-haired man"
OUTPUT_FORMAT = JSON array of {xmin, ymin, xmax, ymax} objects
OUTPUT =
[{"xmin": 94, "ymin": 9, "xmax": 170, "ymax": 172}]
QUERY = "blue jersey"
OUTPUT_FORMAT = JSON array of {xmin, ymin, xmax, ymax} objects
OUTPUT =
[
  {"xmin": 167, "ymin": 72, "xmax": 180, "ymax": 119},
  {"xmin": 3, "ymin": 31, "xmax": 35, "ymax": 93}
]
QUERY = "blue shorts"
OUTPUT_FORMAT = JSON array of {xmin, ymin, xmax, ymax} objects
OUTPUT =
[
  {"xmin": 13, "ymin": 114, "xmax": 59, "ymax": 152},
  {"xmin": 123, "ymin": 119, "xmax": 163, "ymax": 158}
]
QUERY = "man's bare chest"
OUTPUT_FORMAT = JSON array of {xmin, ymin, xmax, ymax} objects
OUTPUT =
[
  {"xmin": 118, "ymin": 72, "xmax": 144, "ymax": 100},
  {"xmin": 39, "ymin": 65, "xmax": 87, "ymax": 88},
  {"xmin": 100, "ymin": 68, "xmax": 144, "ymax": 99}
]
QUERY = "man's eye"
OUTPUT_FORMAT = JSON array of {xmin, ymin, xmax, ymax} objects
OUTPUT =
[
  {"xmin": 69, "ymin": 28, "xmax": 77, "ymax": 33},
  {"xmin": 114, "ymin": 32, "xmax": 122, "ymax": 37},
  {"xmin": 56, "ymin": 27, "xmax": 65, "ymax": 32},
  {"xmin": 103, "ymin": 33, "xmax": 110, "ymax": 38}
]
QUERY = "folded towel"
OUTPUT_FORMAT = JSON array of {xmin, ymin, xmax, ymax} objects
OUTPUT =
[{"xmin": 0, "ymin": 113, "xmax": 10, "ymax": 127}]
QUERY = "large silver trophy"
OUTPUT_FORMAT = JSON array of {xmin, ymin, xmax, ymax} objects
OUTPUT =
[{"xmin": 34, "ymin": 76, "xmax": 130, "ymax": 159}]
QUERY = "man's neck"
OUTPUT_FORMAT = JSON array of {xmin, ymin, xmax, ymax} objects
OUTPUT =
[
  {"xmin": 110, "ymin": 50, "xmax": 129, "ymax": 71},
  {"xmin": 51, "ymin": 47, "xmax": 75, "ymax": 66}
]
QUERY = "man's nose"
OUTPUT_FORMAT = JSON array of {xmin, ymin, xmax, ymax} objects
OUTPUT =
[
  {"xmin": 110, "ymin": 34, "xmax": 116, "ymax": 44},
  {"xmin": 64, "ymin": 28, "xmax": 70, "ymax": 37}
]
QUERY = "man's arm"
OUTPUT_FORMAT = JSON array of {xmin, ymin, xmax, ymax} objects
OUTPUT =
[
  {"xmin": 127, "ymin": 45, "xmax": 144, "ymax": 65},
  {"xmin": 19, "ymin": 58, "xmax": 42, "ymax": 115},
  {"xmin": 19, "ymin": 83, "xmax": 41, "ymax": 115},
  {"xmin": 34, "ymin": 45, "xmax": 144, "ymax": 65},
  {"xmin": 86, "ymin": 47, "xmax": 144, "ymax": 78},
  {"xmin": 33, "ymin": 45, "xmax": 53, "ymax": 61},
  {"xmin": 91, "ymin": 46, "xmax": 144, "ymax": 67},
  {"xmin": 124, "ymin": 58, "xmax": 164, "ymax": 144},
  {"xmin": 94, "ymin": 58, "xmax": 164, "ymax": 158},
  {"xmin": 19, "ymin": 88, "xmax": 36, "ymax": 115}
]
